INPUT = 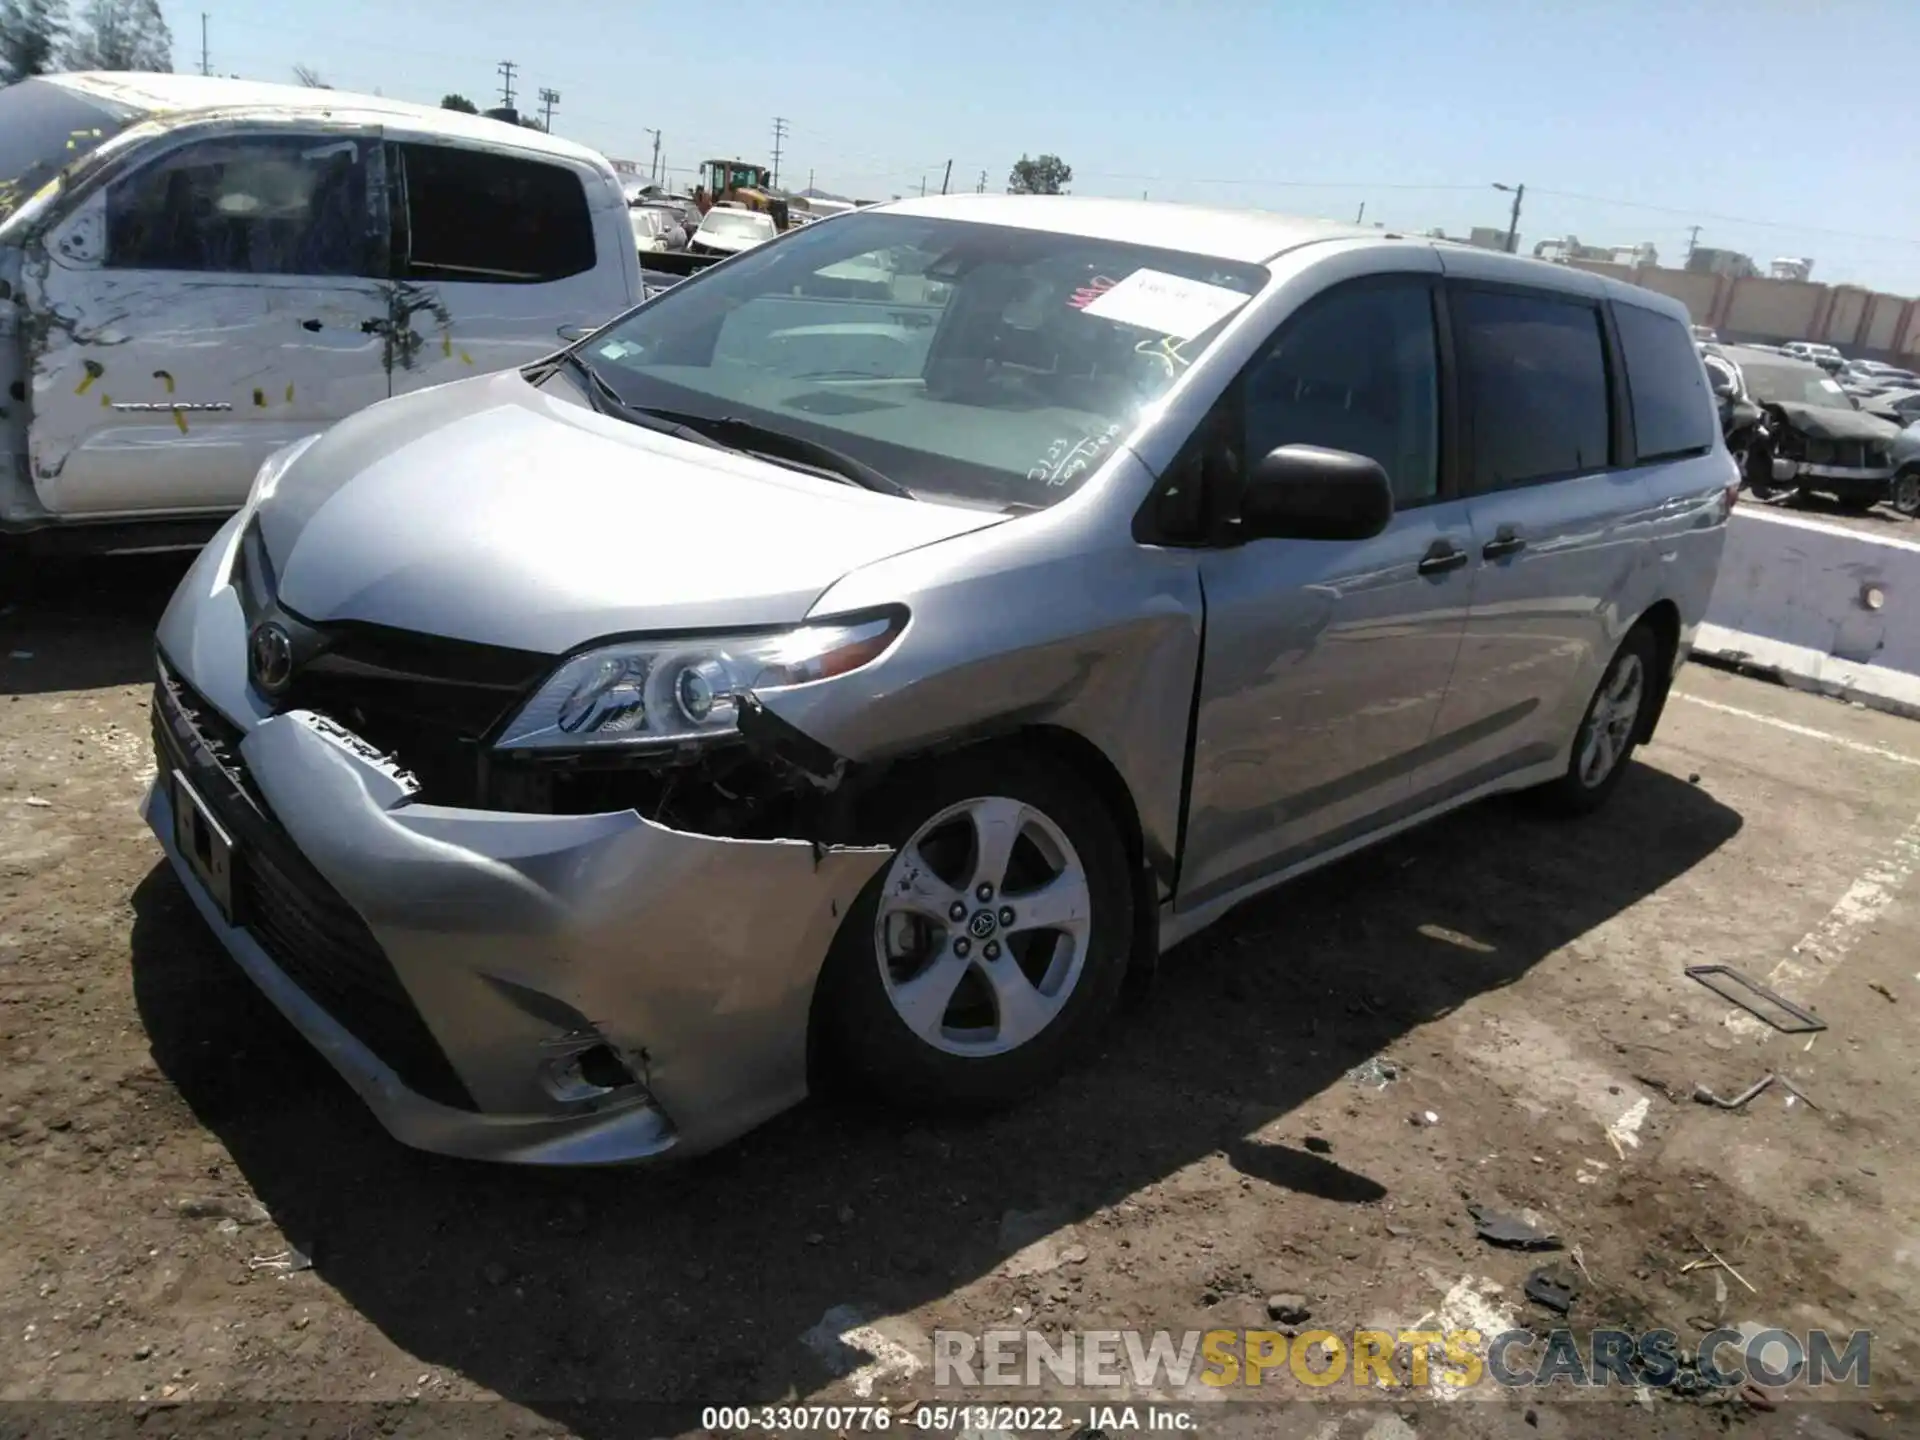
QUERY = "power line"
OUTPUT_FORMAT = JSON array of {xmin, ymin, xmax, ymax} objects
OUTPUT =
[{"xmin": 1529, "ymin": 187, "xmax": 1920, "ymax": 248}]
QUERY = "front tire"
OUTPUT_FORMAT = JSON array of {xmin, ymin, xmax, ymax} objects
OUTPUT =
[
  {"xmin": 1893, "ymin": 468, "xmax": 1920, "ymax": 518},
  {"xmin": 1532, "ymin": 625, "xmax": 1659, "ymax": 817},
  {"xmin": 814, "ymin": 747, "xmax": 1134, "ymax": 1111}
]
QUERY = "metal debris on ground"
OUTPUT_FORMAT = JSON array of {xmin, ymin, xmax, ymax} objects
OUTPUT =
[
  {"xmin": 1777, "ymin": 1075, "xmax": 1821, "ymax": 1111},
  {"xmin": 1467, "ymin": 1202, "xmax": 1563, "ymax": 1251},
  {"xmin": 1691, "ymin": 1074, "xmax": 1775, "ymax": 1110},
  {"xmin": 1524, "ymin": 1267, "xmax": 1577, "ymax": 1316},
  {"xmin": 1345, "ymin": 1056, "xmax": 1401, "ymax": 1090},
  {"xmin": 1684, "ymin": 964, "xmax": 1827, "ymax": 1033},
  {"xmin": 1868, "ymin": 982, "xmax": 1897, "ymax": 1003}
]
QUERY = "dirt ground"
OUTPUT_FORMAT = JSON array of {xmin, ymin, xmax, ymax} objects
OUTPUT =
[{"xmin": 2, "ymin": 557, "xmax": 1916, "ymax": 1440}]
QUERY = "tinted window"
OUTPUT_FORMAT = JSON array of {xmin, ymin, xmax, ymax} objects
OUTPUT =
[
  {"xmin": 397, "ymin": 144, "xmax": 593, "ymax": 283},
  {"xmin": 1615, "ymin": 303, "xmax": 1715, "ymax": 460},
  {"xmin": 106, "ymin": 134, "xmax": 375, "ymax": 277},
  {"xmin": 1454, "ymin": 288, "xmax": 1611, "ymax": 490},
  {"xmin": 1240, "ymin": 278, "xmax": 1439, "ymax": 506}
]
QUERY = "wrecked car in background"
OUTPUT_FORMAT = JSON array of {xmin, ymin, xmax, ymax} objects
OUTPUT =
[
  {"xmin": 146, "ymin": 196, "xmax": 1733, "ymax": 1165},
  {"xmin": 1704, "ymin": 343, "xmax": 1909, "ymax": 513},
  {"xmin": 0, "ymin": 73, "xmax": 642, "ymax": 554}
]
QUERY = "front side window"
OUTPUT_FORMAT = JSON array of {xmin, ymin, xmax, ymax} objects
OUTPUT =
[
  {"xmin": 1454, "ymin": 287, "xmax": 1612, "ymax": 491},
  {"xmin": 396, "ymin": 143, "xmax": 594, "ymax": 283},
  {"xmin": 582, "ymin": 212, "xmax": 1269, "ymax": 510},
  {"xmin": 105, "ymin": 134, "xmax": 375, "ymax": 277},
  {"xmin": 1614, "ymin": 302, "xmax": 1715, "ymax": 460},
  {"xmin": 1238, "ymin": 277, "xmax": 1440, "ymax": 508}
]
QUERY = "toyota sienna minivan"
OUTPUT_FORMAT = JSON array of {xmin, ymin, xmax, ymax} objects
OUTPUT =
[{"xmin": 146, "ymin": 195, "xmax": 1735, "ymax": 1164}]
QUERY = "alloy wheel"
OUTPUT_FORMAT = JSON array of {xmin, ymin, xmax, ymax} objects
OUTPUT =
[
  {"xmin": 1577, "ymin": 652, "xmax": 1644, "ymax": 789},
  {"xmin": 873, "ymin": 796, "xmax": 1092, "ymax": 1057},
  {"xmin": 1894, "ymin": 472, "xmax": 1920, "ymax": 518}
]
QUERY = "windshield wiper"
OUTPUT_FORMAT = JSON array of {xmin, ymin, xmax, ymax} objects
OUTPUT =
[
  {"xmin": 528, "ymin": 352, "xmax": 725, "ymax": 450},
  {"xmin": 630, "ymin": 406, "xmax": 914, "ymax": 498}
]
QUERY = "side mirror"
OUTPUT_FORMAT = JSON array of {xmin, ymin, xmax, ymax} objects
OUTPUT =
[
  {"xmin": 1708, "ymin": 369, "xmax": 1738, "ymax": 400},
  {"xmin": 1239, "ymin": 445, "xmax": 1395, "ymax": 542}
]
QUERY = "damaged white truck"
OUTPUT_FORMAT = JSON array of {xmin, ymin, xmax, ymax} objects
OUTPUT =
[{"xmin": 0, "ymin": 73, "xmax": 642, "ymax": 553}]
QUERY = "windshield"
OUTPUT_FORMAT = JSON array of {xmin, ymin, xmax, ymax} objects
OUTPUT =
[
  {"xmin": 581, "ymin": 211, "xmax": 1268, "ymax": 509},
  {"xmin": 699, "ymin": 210, "xmax": 774, "ymax": 240},
  {"xmin": 0, "ymin": 79, "xmax": 143, "ymax": 223},
  {"xmin": 630, "ymin": 210, "xmax": 666, "ymax": 237},
  {"xmin": 1741, "ymin": 357, "xmax": 1856, "ymax": 410}
]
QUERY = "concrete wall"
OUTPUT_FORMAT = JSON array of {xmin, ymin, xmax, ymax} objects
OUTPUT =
[
  {"xmin": 1824, "ymin": 288, "xmax": 1869, "ymax": 346},
  {"xmin": 1632, "ymin": 268, "xmax": 1723, "ymax": 323},
  {"xmin": 1720, "ymin": 277, "xmax": 1825, "ymax": 342},
  {"xmin": 1698, "ymin": 507, "xmax": 1920, "ymax": 719},
  {"xmin": 1863, "ymin": 295, "xmax": 1906, "ymax": 353}
]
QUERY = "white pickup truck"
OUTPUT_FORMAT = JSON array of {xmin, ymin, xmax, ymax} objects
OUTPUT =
[{"xmin": 0, "ymin": 73, "xmax": 644, "ymax": 553}]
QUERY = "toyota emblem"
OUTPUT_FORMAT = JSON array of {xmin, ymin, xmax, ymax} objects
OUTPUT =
[
  {"xmin": 967, "ymin": 909, "xmax": 998, "ymax": 940},
  {"xmin": 248, "ymin": 622, "xmax": 296, "ymax": 695}
]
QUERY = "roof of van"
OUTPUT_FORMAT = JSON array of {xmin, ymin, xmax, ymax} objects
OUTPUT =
[
  {"xmin": 49, "ymin": 71, "xmax": 611, "ymax": 171},
  {"xmin": 870, "ymin": 196, "xmax": 1696, "ymax": 324}
]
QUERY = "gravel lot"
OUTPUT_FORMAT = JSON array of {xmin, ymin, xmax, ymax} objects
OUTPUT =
[{"xmin": 2, "ymin": 557, "xmax": 1915, "ymax": 1440}]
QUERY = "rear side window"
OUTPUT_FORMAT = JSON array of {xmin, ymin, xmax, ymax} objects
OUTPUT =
[
  {"xmin": 1614, "ymin": 303, "xmax": 1715, "ymax": 460},
  {"xmin": 395, "ymin": 143, "xmax": 594, "ymax": 283},
  {"xmin": 105, "ymin": 134, "xmax": 376, "ymax": 277},
  {"xmin": 1453, "ymin": 287, "xmax": 1612, "ymax": 491}
]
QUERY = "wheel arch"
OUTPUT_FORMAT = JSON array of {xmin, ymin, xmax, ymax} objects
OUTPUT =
[{"xmin": 1629, "ymin": 597, "xmax": 1683, "ymax": 745}]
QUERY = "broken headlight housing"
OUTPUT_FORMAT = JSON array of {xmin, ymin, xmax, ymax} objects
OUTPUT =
[{"xmin": 493, "ymin": 609, "xmax": 906, "ymax": 752}]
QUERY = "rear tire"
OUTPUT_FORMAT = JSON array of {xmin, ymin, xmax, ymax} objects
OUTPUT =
[
  {"xmin": 814, "ymin": 746, "xmax": 1134, "ymax": 1112},
  {"xmin": 1531, "ymin": 625, "xmax": 1659, "ymax": 817}
]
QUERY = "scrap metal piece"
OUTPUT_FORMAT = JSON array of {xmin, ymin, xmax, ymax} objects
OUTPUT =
[
  {"xmin": 1524, "ymin": 1267, "xmax": 1577, "ymax": 1316},
  {"xmin": 1468, "ymin": 1202, "xmax": 1563, "ymax": 1252},
  {"xmin": 1691, "ymin": 1074, "xmax": 1775, "ymax": 1110},
  {"xmin": 1684, "ymin": 964, "xmax": 1828, "ymax": 1033}
]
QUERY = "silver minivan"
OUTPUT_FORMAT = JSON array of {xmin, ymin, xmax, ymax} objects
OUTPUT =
[{"xmin": 146, "ymin": 195, "xmax": 1735, "ymax": 1165}]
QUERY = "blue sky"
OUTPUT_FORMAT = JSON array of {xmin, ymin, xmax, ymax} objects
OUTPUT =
[{"xmin": 157, "ymin": 0, "xmax": 1920, "ymax": 294}]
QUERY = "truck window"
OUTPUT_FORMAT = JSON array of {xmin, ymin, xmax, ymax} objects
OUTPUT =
[
  {"xmin": 393, "ymin": 143, "xmax": 595, "ymax": 283},
  {"xmin": 0, "ymin": 79, "xmax": 141, "ymax": 226},
  {"xmin": 104, "ymin": 134, "xmax": 377, "ymax": 277}
]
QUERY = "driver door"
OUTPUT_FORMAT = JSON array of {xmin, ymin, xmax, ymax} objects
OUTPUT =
[
  {"xmin": 23, "ymin": 125, "xmax": 390, "ymax": 518},
  {"xmin": 1177, "ymin": 271, "xmax": 1476, "ymax": 912}
]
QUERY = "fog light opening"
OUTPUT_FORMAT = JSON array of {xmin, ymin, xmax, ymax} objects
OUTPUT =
[{"xmin": 541, "ymin": 1041, "xmax": 646, "ymax": 1104}]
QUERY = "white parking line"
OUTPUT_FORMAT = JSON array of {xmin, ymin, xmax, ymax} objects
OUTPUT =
[
  {"xmin": 1674, "ymin": 692, "xmax": 1920, "ymax": 768},
  {"xmin": 1729, "ymin": 809, "xmax": 1920, "ymax": 1038}
]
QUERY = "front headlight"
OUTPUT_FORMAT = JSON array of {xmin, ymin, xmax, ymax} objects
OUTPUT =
[
  {"xmin": 244, "ymin": 432, "xmax": 323, "ymax": 512},
  {"xmin": 494, "ymin": 610, "xmax": 907, "ymax": 752}
]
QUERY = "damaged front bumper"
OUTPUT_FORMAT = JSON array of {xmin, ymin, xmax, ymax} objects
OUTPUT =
[{"xmin": 144, "ymin": 524, "xmax": 890, "ymax": 1165}]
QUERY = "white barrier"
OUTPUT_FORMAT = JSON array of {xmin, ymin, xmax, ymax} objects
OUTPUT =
[{"xmin": 1695, "ymin": 506, "xmax": 1920, "ymax": 720}]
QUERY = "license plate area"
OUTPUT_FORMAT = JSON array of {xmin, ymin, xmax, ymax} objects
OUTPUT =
[{"xmin": 172, "ymin": 770, "xmax": 237, "ymax": 922}]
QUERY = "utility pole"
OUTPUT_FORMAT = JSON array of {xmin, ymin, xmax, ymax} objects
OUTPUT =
[
  {"xmin": 1355, "ymin": 201, "xmax": 1366, "ymax": 224},
  {"xmin": 770, "ymin": 116, "xmax": 789, "ymax": 188},
  {"xmin": 977, "ymin": 170, "xmax": 986, "ymax": 194},
  {"xmin": 940, "ymin": 159, "xmax": 952, "ymax": 195},
  {"xmin": 538, "ymin": 88, "xmax": 560, "ymax": 132},
  {"xmin": 807, "ymin": 168, "xmax": 814, "ymax": 195},
  {"xmin": 644, "ymin": 129, "xmax": 662, "ymax": 186},
  {"xmin": 497, "ymin": 61, "xmax": 518, "ymax": 110},
  {"xmin": 919, "ymin": 175, "xmax": 927, "ymax": 197},
  {"xmin": 1493, "ymin": 181, "xmax": 1525, "ymax": 254},
  {"xmin": 199, "ymin": 13, "xmax": 210, "ymax": 75},
  {"xmin": 1685, "ymin": 225, "xmax": 1702, "ymax": 267}
]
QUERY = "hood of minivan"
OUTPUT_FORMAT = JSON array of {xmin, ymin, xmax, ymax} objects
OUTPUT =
[{"xmin": 257, "ymin": 369, "xmax": 1005, "ymax": 655}]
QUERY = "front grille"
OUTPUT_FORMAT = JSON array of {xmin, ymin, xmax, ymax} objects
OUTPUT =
[
  {"xmin": 276, "ymin": 618, "xmax": 553, "ymax": 808},
  {"xmin": 1802, "ymin": 437, "xmax": 1881, "ymax": 469},
  {"xmin": 153, "ymin": 659, "xmax": 477, "ymax": 1111}
]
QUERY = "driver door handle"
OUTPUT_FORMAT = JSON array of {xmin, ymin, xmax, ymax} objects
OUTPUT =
[
  {"xmin": 1482, "ymin": 529, "xmax": 1527, "ymax": 560},
  {"xmin": 1417, "ymin": 539, "xmax": 1470, "ymax": 576}
]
